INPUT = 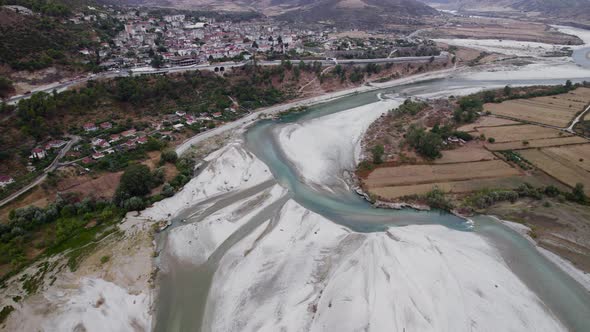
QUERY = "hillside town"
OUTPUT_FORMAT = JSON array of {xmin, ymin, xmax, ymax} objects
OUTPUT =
[
  {"xmin": 70, "ymin": 7, "xmax": 440, "ymax": 70},
  {"xmin": 78, "ymin": 9, "xmax": 314, "ymax": 70}
]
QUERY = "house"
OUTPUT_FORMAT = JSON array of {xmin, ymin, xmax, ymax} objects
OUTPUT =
[
  {"xmin": 185, "ymin": 115, "xmax": 197, "ymax": 125},
  {"xmin": 100, "ymin": 122, "xmax": 113, "ymax": 130},
  {"xmin": 175, "ymin": 110, "xmax": 186, "ymax": 117},
  {"xmin": 90, "ymin": 137, "xmax": 111, "ymax": 148},
  {"xmin": 92, "ymin": 152, "xmax": 105, "ymax": 160},
  {"xmin": 109, "ymin": 134, "xmax": 121, "ymax": 143},
  {"xmin": 45, "ymin": 140, "xmax": 67, "ymax": 150},
  {"xmin": 84, "ymin": 123, "xmax": 98, "ymax": 132},
  {"xmin": 31, "ymin": 148, "xmax": 46, "ymax": 159},
  {"xmin": 137, "ymin": 136, "xmax": 148, "ymax": 144},
  {"xmin": 212, "ymin": 112, "xmax": 222, "ymax": 118},
  {"xmin": 81, "ymin": 157, "xmax": 93, "ymax": 164},
  {"xmin": 121, "ymin": 129, "xmax": 137, "ymax": 137},
  {"xmin": 173, "ymin": 123, "xmax": 184, "ymax": 131},
  {"xmin": 122, "ymin": 140, "xmax": 137, "ymax": 149},
  {"xmin": 92, "ymin": 138, "xmax": 107, "ymax": 146},
  {"xmin": 0, "ymin": 175, "xmax": 15, "ymax": 187}
]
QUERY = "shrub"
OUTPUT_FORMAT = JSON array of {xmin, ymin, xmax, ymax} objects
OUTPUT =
[
  {"xmin": 453, "ymin": 131, "xmax": 473, "ymax": 141},
  {"xmin": 424, "ymin": 187, "xmax": 454, "ymax": 211},
  {"xmin": 160, "ymin": 150, "xmax": 178, "ymax": 164},
  {"xmin": 544, "ymin": 185, "xmax": 560, "ymax": 197},
  {"xmin": 371, "ymin": 145, "xmax": 385, "ymax": 164},
  {"xmin": 567, "ymin": 183, "xmax": 588, "ymax": 204},
  {"xmin": 466, "ymin": 189, "xmax": 519, "ymax": 209},
  {"xmin": 122, "ymin": 197, "xmax": 146, "ymax": 212},
  {"xmin": 0, "ymin": 305, "xmax": 14, "ymax": 324},
  {"xmin": 488, "ymin": 137, "xmax": 495, "ymax": 143},
  {"xmin": 161, "ymin": 183, "xmax": 175, "ymax": 197}
]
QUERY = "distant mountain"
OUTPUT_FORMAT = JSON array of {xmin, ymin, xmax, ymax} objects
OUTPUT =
[
  {"xmin": 108, "ymin": 0, "xmax": 439, "ymax": 27},
  {"xmin": 274, "ymin": 0, "xmax": 438, "ymax": 26},
  {"xmin": 429, "ymin": 0, "xmax": 590, "ymax": 22}
]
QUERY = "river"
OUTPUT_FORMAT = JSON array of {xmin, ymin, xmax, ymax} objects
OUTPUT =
[{"xmin": 151, "ymin": 39, "xmax": 590, "ymax": 331}]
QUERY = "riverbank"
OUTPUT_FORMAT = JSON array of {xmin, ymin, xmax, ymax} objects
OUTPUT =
[
  {"xmin": 490, "ymin": 215, "xmax": 590, "ymax": 291},
  {"xmin": 1, "ymin": 213, "xmax": 155, "ymax": 331}
]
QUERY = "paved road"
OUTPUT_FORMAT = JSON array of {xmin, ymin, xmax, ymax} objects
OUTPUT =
[
  {"xmin": 5, "ymin": 53, "xmax": 449, "ymax": 105},
  {"xmin": 0, "ymin": 135, "xmax": 80, "ymax": 208}
]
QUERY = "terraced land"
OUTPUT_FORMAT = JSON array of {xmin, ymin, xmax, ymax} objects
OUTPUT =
[
  {"xmin": 476, "ymin": 124, "xmax": 564, "ymax": 143},
  {"xmin": 363, "ymin": 87, "xmax": 590, "ymax": 201},
  {"xmin": 520, "ymin": 147, "xmax": 590, "ymax": 194},
  {"xmin": 485, "ymin": 136, "xmax": 587, "ymax": 151},
  {"xmin": 483, "ymin": 87, "xmax": 590, "ymax": 127}
]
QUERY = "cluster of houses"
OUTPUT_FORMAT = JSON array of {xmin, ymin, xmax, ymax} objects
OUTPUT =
[
  {"xmin": 80, "ymin": 123, "xmax": 150, "ymax": 163},
  {"xmin": 30, "ymin": 139, "xmax": 68, "ymax": 160},
  {"xmin": 79, "ymin": 8, "xmax": 330, "ymax": 69}
]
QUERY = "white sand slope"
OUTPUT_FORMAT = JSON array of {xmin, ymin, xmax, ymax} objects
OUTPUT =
[
  {"xmin": 276, "ymin": 100, "xmax": 400, "ymax": 188},
  {"xmin": 144, "ymin": 141, "xmax": 273, "ymax": 220},
  {"xmin": 41, "ymin": 278, "xmax": 151, "ymax": 332},
  {"xmin": 167, "ymin": 184, "xmax": 287, "ymax": 266},
  {"xmin": 203, "ymin": 200, "xmax": 565, "ymax": 332}
]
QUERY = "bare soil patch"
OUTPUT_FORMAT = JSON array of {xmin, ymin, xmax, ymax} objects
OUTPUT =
[
  {"xmin": 457, "ymin": 116, "xmax": 520, "ymax": 132},
  {"xmin": 476, "ymin": 124, "xmax": 563, "ymax": 143},
  {"xmin": 371, "ymin": 174, "xmax": 554, "ymax": 199},
  {"xmin": 487, "ymin": 199, "xmax": 590, "ymax": 274},
  {"xmin": 542, "ymin": 144, "xmax": 590, "ymax": 172},
  {"xmin": 57, "ymin": 172, "xmax": 122, "ymax": 200},
  {"xmin": 365, "ymin": 159, "xmax": 520, "ymax": 188},
  {"xmin": 520, "ymin": 148, "xmax": 590, "ymax": 194},
  {"xmin": 486, "ymin": 136, "xmax": 587, "ymax": 151},
  {"xmin": 427, "ymin": 17, "xmax": 582, "ymax": 45},
  {"xmin": 484, "ymin": 88, "xmax": 590, "ymax": 127},
  {"xmin": 434, "ymin": 142, "xmax": 496, "ymax": 164}
]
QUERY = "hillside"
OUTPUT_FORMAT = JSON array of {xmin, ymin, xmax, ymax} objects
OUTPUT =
[
  {"xmin": 98, "ymin": 0, "xmax": 439, "ymax": 27},
  {"xmin": 429, "ymin": 0, "xmax": 590, "ymax": 23},
  {"xmin": 276, "ymin": 0, "xmax": 438, "ymax": 27}
]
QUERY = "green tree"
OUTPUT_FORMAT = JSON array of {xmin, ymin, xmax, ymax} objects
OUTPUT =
[
  {"xmin": 371, "ymin": 145, "xmax": 385, "ymax": 164},
  {"xmin": 0, "ymin": 76, "xmax": 14, "ymax": 98},
  {"xmin": 570, "ymin": 183, "xmax": 587, "ymax": 204},
  {"xmin": 114, "ymin": 164, "xmax": 153, "ymax": 204}
]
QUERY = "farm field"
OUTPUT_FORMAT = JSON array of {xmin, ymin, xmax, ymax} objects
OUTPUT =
[
  {"xmin": 370, "ymin": 175, "xmax": 557, "ymax": 199},
  {"xmin": 363, "ymin": 88, "xmax": 590, "ymax": 202},
  {"xmin": 434, "ymin": 142, "xmax": 496, "ymax": 164},
  {"xmin": 541, "ymin": 144, "xmax": 590, "ymax": 172},
  {"xmin": 485, "ymin": 136, "xmax": 587, "ymax": 151},
  {"xmin": 520, "ymin": 148, "xmax": 590, "ymax": 194},
  {"xmin": 364, "ymin": 159, "xmax": 520, "ymax": 188},
  {"xmin": 457, "ymin": 117, "xmax": 520, "ymax": 132},
  {"xmin": 476, "ymin": 124, "xmax": 563, "ymax": 143},
  {"xmin": 483, "ymin": 87, "xmax": 590, "ymax": 127}
]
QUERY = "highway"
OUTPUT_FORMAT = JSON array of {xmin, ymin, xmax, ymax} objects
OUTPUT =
[{"xmin": 5, "ymin": 53, "xmax": 449, "ymax": 105}]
